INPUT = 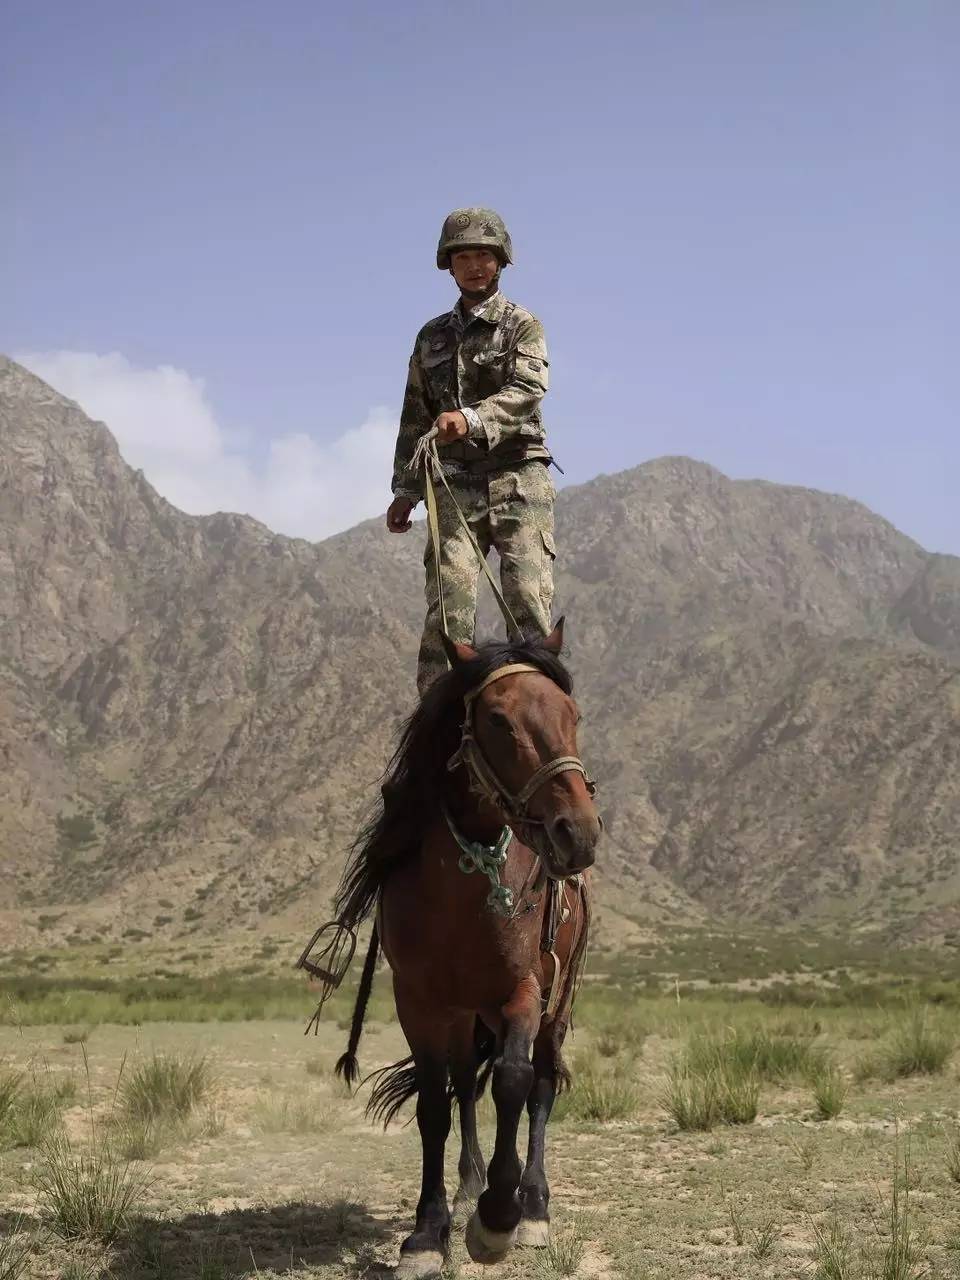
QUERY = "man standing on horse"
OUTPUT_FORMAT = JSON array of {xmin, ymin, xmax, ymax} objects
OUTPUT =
[{"xmin": 386, "ymin": 207, "xmax": 557, "ymax": 696}]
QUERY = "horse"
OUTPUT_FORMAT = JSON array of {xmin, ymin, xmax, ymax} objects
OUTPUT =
[{"xmin": 310, "ymin": 619, "xmax": 601, "ymax": 1278}]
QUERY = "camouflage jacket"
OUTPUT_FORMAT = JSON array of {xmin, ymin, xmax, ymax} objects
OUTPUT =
[{"xmin": 391, "ymin": 291, "xmax": 550, "ymax": 502}]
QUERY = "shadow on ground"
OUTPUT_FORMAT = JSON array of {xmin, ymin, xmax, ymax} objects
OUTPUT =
[{"xmin": 10, "ymin": 1200, "xmax": 398, "ymax": 1279}]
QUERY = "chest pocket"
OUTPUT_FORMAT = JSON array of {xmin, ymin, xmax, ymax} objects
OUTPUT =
[{"xmin": 420, "ymin": 343, "xmax": 457, "ymax": 407}]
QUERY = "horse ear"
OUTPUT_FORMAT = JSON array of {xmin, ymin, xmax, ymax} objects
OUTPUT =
[
  {"xmin": 441, "ymin": 631, "xmax": 478, "ymax": 667},
  {"xmin": 542, "ymin": 617, "xmax": 565, "ymax": 654}
]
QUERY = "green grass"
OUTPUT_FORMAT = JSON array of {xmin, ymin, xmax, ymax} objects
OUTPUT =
[
  {"xmin": 683, "ymin": 1025, "xmax": 830, "ymax": 1084},
  {"xmin": 0, "ymin": 966, "xmax": 401, "ymax": 1028}
]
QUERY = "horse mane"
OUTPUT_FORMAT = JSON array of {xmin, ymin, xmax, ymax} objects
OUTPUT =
[{"xmin": 333, "ymin": 635, "xmax": 573, "ymax": 932}]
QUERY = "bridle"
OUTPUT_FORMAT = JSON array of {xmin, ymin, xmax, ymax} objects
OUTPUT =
[{"xmin": 446, "ymin": 663, "xmax": 597, "ymax": 831}]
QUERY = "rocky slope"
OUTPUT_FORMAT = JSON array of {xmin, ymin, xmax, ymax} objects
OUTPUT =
[{"xmin": 1, "ymin": 355, "xmax": 958, "ymax": 948}]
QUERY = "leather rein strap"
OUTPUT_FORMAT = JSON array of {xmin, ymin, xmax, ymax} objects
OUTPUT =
[{"xmin": 447, "ymin": 663, "xmax": 595, "ymax": 827}]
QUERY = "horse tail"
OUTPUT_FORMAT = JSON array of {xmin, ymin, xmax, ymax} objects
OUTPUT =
[
  {"xmin": 334, "ymin": 923, "xmax": 380, "ymax": 1088},
  {"xmin": 365, "ymin": 1054, "xmax": 419, "ymax": 1128},
  {"xmin": 366, "ymin": 1016, "xmax": 498, "ymax": 1127},
  {"xmin": 473, "ymin": 1017, "xmax": 498, "ymax": 1099}
]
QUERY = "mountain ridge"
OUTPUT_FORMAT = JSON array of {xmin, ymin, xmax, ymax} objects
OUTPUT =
[{"xmin": 2, "ymin": 355, "xmax": 958, "ymax": 951}]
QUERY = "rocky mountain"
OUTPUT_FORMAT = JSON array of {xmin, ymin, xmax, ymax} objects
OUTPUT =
[{"xmin": 1, "ymin": 355, "xmax": 958, "ymax": 950}]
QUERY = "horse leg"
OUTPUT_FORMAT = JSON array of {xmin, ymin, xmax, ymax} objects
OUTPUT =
[
  {"xmin": 395, "ymin": 988, "xmax": 452, "ymax": 1280},
  {"xmin": 450, "ymin": 1015, "xmax": 485, "ymax": 1212},
  {"xmin": 465, "ymin": 976, "xmax": 540, "ymax": 1265},
  {"xmin": 517, "ymin": 1019, "xmax": 560, "ymax": 1247}
]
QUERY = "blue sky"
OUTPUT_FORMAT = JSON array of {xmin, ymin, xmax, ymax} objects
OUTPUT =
[{"xmin": 3, "ymin": 1, "xmax": 957, "ymax": 549}]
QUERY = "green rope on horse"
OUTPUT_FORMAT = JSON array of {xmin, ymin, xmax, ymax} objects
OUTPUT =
[{"xmin": 442, "ymin": 806, "xmax": 515, "ymax": 916}]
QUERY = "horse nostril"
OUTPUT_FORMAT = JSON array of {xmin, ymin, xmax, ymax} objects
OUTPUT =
[{"xmin": 551, "ymin": 815, "xmax": 576, "ymax": 847}]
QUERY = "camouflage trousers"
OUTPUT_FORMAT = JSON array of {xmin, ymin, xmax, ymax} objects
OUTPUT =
[{"xmin": 417, "ymin": 459, "xmax": 556, "ymax": 696}]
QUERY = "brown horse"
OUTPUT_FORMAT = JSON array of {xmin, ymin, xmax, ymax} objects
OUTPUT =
[{"xmin": 319, "ymin": 620, "xmax": 601, "ymax": 1278}]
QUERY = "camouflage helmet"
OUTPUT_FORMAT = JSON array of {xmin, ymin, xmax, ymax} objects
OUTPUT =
[{"xmin": 436, "ymin": 207, "xmax": 513, "ymax": 269}]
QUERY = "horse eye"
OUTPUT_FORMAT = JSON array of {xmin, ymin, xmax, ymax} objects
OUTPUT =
[{"xmin": 488, "ymin": 710, "xmax": 511, "ymax": 731}]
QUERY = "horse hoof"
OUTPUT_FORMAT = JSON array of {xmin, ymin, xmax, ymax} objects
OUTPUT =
[
  {"xmin": 517, "ymin": 1217, "xmax": 551, "ymax": 1248},
  {"xmin": 395, "ymin": 1249, "xmax": 445, "ymax": 1279},
  {"xmin": 465, "ymin": 1211, "xmax": 518, "ymax": 1264}
]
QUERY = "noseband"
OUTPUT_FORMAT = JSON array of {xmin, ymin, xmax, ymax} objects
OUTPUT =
[{"xmin": 446, "ymin": 663, "xmax": 596, "ymax": 828}]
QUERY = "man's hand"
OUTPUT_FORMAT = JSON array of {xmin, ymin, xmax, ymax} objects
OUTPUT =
[
  {"xmin": 387, "ymin": 495, "xmax": 415, "ymax": 533},
  {"xmin": 433, "ymin": 410, "xmax": 469, "ymax": 444}
]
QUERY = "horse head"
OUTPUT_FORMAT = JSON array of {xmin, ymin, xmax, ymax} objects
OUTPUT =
[{"xmin": 442, "ymin": 619, "xmax": 602, "ymax": 880}]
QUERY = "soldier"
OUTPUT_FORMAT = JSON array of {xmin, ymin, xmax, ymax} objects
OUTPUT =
[{"xmin": 386, "ymin": 207, "xmax": 557, "ymax": 696}]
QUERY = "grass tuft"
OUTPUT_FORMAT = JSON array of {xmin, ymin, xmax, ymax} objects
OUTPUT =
[
  {"xmin": 811, "ymin": 1213, "xmax": 855, "ymax": 1280},
  {"xmin": 750, "ymin": 1217, "xmax": 780, "ymax": 1260},
  {"xmin": 812, "ymin": 1068, "xmax": 849, "ymax": 1120},
  {"xmin": 33, "ymin": 1133, "xmax": 149, "ymax": 1244},
  {"xmin": 661, "ymin": 1065, "xmax": 758, "ymax": 1132},
  {"xmin": 881, "ymin": 1007, "xmax": 954, "ymax": 1081},
  {"xmin": 862, "ymin": 1140, "xmax": 927, "ymax": 1280},
  {"xmin": 533, "ymin": 1222, "xmax": 585, "ymax": 1278},
  {"xmin": 119, "ymin": 1052, "xmax": 214, "ymax": 1123},
  {"xmin": 0, "ymin": 1071, "xmax": 72, "ymax": 1149},
  {"xmin": 0, "ymin": 1220, "xmax": 31, "ymax": 1280}
]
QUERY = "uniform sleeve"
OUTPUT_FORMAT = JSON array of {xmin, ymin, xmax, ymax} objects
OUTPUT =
[
  {"xmin": 469, "ymin": 315, "xmax": 549, "ymax": 450},
  {"xmin": 391, "ymin": 346, "xmax": 432, "ymax": 502}
]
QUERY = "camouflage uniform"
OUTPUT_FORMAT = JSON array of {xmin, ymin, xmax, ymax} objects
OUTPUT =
[{"xmin": 392, "ymin": 286, "xmax": 556, "ymax": 696}]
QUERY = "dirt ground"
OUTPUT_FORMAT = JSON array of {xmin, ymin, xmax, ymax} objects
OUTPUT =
[{"xmin": 2, "ymin": 1011, "xmax": 960, "ymax": 1279}]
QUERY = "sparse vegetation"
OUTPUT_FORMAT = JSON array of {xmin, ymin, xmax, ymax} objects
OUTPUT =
[{"xmin": 1, "ymin": 934, "xmax": 960, "ymax": 1277}]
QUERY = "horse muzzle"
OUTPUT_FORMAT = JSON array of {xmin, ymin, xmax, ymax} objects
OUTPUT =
[{"xmin": 541, "ymin": 808, "xmax": 602, "ymax": 878}]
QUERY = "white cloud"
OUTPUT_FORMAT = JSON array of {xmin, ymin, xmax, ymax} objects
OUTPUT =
[{"xmin": 14, "ymin": 350, "xmax": 402, "ymax": 541}]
